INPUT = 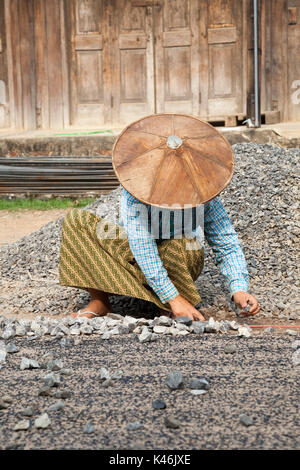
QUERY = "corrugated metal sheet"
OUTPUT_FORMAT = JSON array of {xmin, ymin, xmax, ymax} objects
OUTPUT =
[{"xmin": 0, "ymin": 156, "xmax": 119, "ymax": 194}]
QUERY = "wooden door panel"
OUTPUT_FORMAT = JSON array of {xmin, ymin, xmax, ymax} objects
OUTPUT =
[
  {"xmin": 69, "ymin": 0, "xmax": 109, "ymax": 127},
  {"xmin": 120, "ymin": 49, "xmax": 147, "ymax": 102},
  {"xmin": 155, "ymin": 0, "xmax": 199, "ymax": 115},
  {"xmin": 77, "ymin": 51, "xmax": 103, "ymax": 102},
  {"xmin": 112, "ymin": 0, "xmax": 155, "ymax": 126},
  {"xmin": 164, "ymin": 47, "xmax": 191, "ymax": 100},
  {"xmin": 199, "ymin": 0, "xmax": 244, "ymax": 120}
]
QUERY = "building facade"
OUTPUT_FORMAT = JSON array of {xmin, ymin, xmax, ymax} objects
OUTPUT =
[{"xmin": 0, "ymin": 0, "xmax": 299, "ymax": 130}]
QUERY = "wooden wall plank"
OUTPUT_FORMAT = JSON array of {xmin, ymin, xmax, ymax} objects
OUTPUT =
[
  {"xmin": 6, "ymin": 0, "xmax": 23, "ymax": 129},
  {"xmin": 0, "ymin": 0, "xmax": 10, "ymax": 127},
  {"xmin": 34, "ymin": 0, "xmax": 49, "ymax": 128},
  {"xmin": 45, "ymin": 0, "xmax": 64, "ymax": 128},
  {"xmin": 19, "ymin": 0, "xmax": 36, "ymax": 129},
  {"xmin": 60, "ymin": 0, "xmax": 70, "ymax": 128}
]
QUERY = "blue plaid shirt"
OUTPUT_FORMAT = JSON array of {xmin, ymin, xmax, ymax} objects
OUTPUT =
[{"xmin": 120, "ymin": 188, "xmax": 249, "ymax": 304}]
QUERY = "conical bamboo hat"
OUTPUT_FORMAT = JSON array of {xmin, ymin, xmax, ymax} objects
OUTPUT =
[{"xmin": 112, "ymin": 113, "xmax": 234, "ymax": 208}]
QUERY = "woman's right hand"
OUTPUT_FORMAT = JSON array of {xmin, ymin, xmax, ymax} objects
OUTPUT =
[{"xmin": 169, "ymin": 295, "xmax": 205, "ymax": 321}]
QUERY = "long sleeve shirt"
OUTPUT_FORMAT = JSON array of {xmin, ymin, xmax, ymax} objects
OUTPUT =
[{"xmin": 119, "ymin": 188, "xmax": 249, "ymax": 304}]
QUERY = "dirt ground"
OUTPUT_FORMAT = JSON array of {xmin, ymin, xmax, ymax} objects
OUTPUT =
[
  {"xmin": 0, "ymin": 334, "xmax": 299, "ymax": 450},
  {"xmin": 0, "ymin": 210, "xmax": 69, "ymax": 246}
]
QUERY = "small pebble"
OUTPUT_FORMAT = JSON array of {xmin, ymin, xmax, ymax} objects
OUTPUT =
[
  {"xmin": 38, "ymin": 386, "xmax": 52, "ymax": 397},
  {"xmin": 0, "ymin": 399, "xmax": 8, "ymax": 410},
  {"xmin": 34, "ymin": 413, "xmax": 51, "ymax": 429},
  {"xmin": 224, "ymin": 344, "xmax": 237, "ymax": 354},
  {"xmin": 189, "ymin": 378, "xmax": 210, "ymax": 391},
  {"xmin": 84, "ymin": 420, "xmax": 95, "ymax": 434},
  {"xmin": 21, "ymin": 406, "xmax": 37, "ymax": 417},
  {"xmin": 175, "ymin": 316, "xmax": 192, "ymax": 326},
  {"xmin": 190, "ymin": 390, "xmax": 207, "ymax": 396},
  {"xmin": 239, "ymin": 413, "xmax": 253, "ymax": 427},
  {"xmin": 6, "ymin": 343, "xmax": 19, "ymax": 354},
  {"xmin": 20, "ymin": 357, "xmax": 40, "ymax": 370},
  {"xmin": 127, "ymin": 421, "xmax": 142, "ymax": 431},
  {"xmin": 13, "ymin": 419, "xmax": 30, "ymax": 431},
  {"xmin": 165, "ymin": 416, "xmax": 180, "ymax": 429},
  {"xmin": 166, "ymin": 371, "xmax": 184, "ymax": 390},
  {"xmin": 286, "ymin": 329, "xmax": 297, "ymax": 337},
  {"xmin": 152, "ymin": 399, "xmax": 166, "ymax": 410},
  {"xmin": 49, "ymin": 401, "xmax": 65, "ymax": 412}
]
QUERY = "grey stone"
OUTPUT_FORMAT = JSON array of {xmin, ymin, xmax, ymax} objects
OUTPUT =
[
  {"xmin": 80, "ymin": 325, "xmax": 93, "ymax": 335},
  {"xmin": 15, "ymin": 325, "xmax": 26, "ymax": 336},
  {"xmin": 152, "ymin": 399, "xmax": 166, "ymax": 409},
  {"xmin": 47, "ymin": 359, "xmax": 63, "ymax": 371},
  {"xmin": 239, "ymin": 414, "xmax": 253, "ymax": 427},
  {"xmin": 101, "ymin": 332, "xmax": 112, "ymax": 340},
  {"xmin": 2, "ymin": 395, "xmax": 13, "ymax": 404},
  {"xmin": 264, "ymin": 327, "xmax": 275, "ymax": 333},
  {"xmin": 20, "ymin": 357, "xmax": 40, "ymax": 370},
  {"xmin": 60, "ymin": 368, "xmax": 72, "ymax": 376},
  {"xmin": 111, "ymin": 369, "xmax": 123, "ymax": 380},
  {"xmin": 0, "ymin": 399, "xmax": 8, "ymax": 409},
  {"xmin": 38, "ymin": 386, "xmax": 52, "ymax": 397},
  {"xmin": 100, "ymin": 367, "xmax": 110, "ymax": 380},
  {"xmin": 6, "ymin": 343, "xmax": 19, "ymax": 353},
  {"xmin": 291, "ymin": 349, "xmax": 300, "ymax": 366},
  {"xmin": 52, "ymin": 390, "xmax": 71, "ymax": 399},
  {"xmin": 291, "ymin": 340, "xmax": 300, "ymax": 350},
  {"xmin": 165, "ymin": 416, "xmax": 180, "ymax": 429},
  {"xmin": 43, "ymin": 372, "xmax": 61, "ymax": 388},
  {"xmin": 286, "ymin": 329, "xmax": 297, "ymax": 336},
  {"xmin": 238, "ymin": 326, "xmax": 252, "ymax": 338},
  {"xmin": 178, "ymin": 330, "xmax": 189, "ymax": 336},
  {"xmin": 229, "ymin": 321, "xmax": 239, "ymax": 331},
  {"xmin": 224, "ymin": 344, "xmax": 237, "ymax": 354},
  {"xmin": 138, "ymin": 326, "xmax": 152, "ymax": 343},
  {"xmin": 153, "ymin": 325, "xmax": 169, "ymax": 335},
  {"xmin": 2, "ymin": 327, "xmax": 15, "ymax": 340},
  {"xmin": 190, "ymin": 390, "xmax": 208, "ymax": 396},
  {"xmin": 189, "ymin": 378, "xmax": 210, "ymax": 391},
  {"xmin": 84, "ymin": 420, "xmax": 95, "ymax": 434},
  {"xmin": 107, "ymin": 312, "xmax": 124, "ymax": 321},
  {"xmin": 166, "ymin": 371, "xmax": 184, "ymax": 390},
  {"xmin": 153, "ymin": 316, "xmax": 173, "ymax": 327},
  {"xmin": 127, "ymin": 421, "xmax": 142, "ymax": 431},
  {"xmin": 175, "ymin": 316, "xmax": 192, "ymax": 326},
  {"xmin": 34, "ymin": 413, "xmax": 51, "ymax": 429},
  {"xmin": 70, "ymin": 327, "xmax": 81, "ymax": 336},
  {"xmin": 21, "ymin": 406, "xmax": 36, "ymax": 417},
  {"xmin": 49, "ymin": 401, "xmax": 65, "ymax": 412},
  {"xmin": 0, "ymin": 340, "xmax": 6, "ymax": 365},
  {"xmin": 14, "ymin": 419, "xmax": 31, "ymax": 431}
]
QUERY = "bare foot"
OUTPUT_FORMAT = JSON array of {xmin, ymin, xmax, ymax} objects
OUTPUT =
[{"xmin": 71, "ymin": 299, "xmax": 111, "ymax": 319}]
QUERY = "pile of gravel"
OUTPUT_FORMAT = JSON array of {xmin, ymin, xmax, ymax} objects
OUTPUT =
[{"xmin": 0, "ymin": 143, "xmax": 299, "ymax": 319}]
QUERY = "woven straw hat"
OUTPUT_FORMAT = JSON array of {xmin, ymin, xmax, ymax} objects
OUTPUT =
[{"xmin": 112, "ymin": 113, "xmax": 234, "ymax": 208}]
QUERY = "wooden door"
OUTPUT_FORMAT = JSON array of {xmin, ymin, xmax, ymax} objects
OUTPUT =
[
  {"xmin": 68, "ymin": 0, "xmax": 112, "ymax": 127},
  {"xmin": 154, "ymin": 0, "xmax": 200, "ymax": 115},
  {"xmin": 199, "ymin": 0, "xmax": 245, "ymax": 122},
  {"xmin": 110, "ymin": 0, "xmax": 155, "ymax": 126}
]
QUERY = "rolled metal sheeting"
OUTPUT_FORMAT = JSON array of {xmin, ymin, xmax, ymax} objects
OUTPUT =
[{"xmin": 0, "ymin": 156, "xmax": 119, "ymax": 194}]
